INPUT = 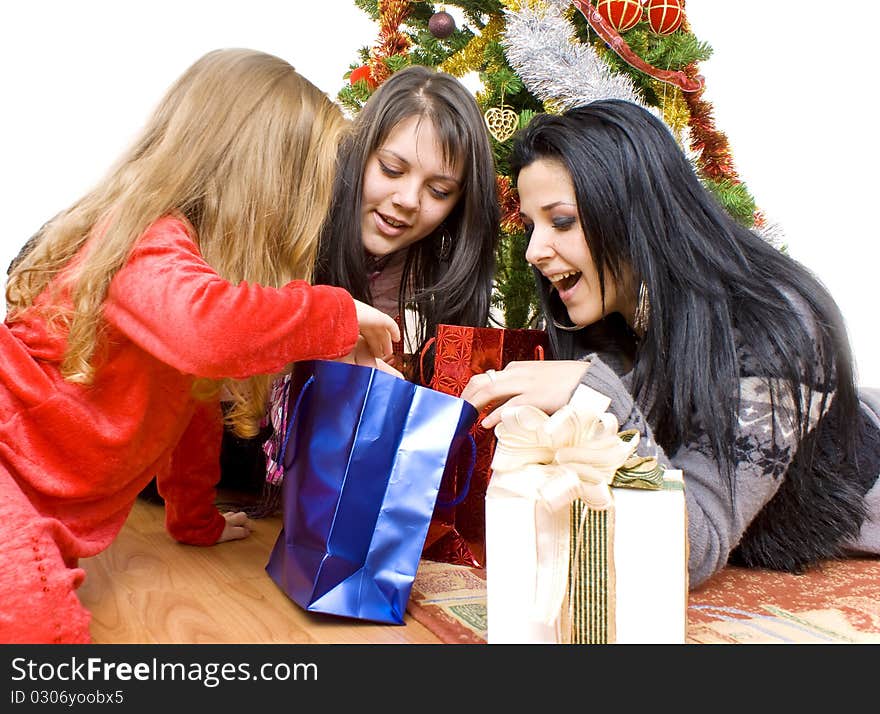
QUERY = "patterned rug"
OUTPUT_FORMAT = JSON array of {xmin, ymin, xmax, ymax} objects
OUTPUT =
[{"xmin": 407, "ymin": 556, "xmax": 880, "ymax": 644}]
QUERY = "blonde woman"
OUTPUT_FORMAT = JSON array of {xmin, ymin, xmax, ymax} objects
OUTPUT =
[{"xmin": 0, "ymin": 48, "xmax": 398, "ymax": 643}]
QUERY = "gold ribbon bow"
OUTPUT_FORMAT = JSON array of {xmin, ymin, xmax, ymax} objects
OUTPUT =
[{"xmin": 488, "ymin": 384, "xmax": 662, "ymax": 636}]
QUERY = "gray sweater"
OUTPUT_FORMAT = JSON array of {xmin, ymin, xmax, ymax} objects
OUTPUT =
[{"xmin": 580, "ymin": 355, "xmax": 880, "ymax": 589}]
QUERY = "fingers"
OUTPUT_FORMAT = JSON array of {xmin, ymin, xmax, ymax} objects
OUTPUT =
[
  {"xmin": 461, "ymin": 370, "xmax": 527, "ymax": 425},
  {"xmin": 336, "ymin": 333, "xmax": 404, "ymax": 378},
  {"xmin": 383, "ymin": 312, "xmax": 401, "ymax": 344},
  {"xmin": 369, "ymin": 331, "xmax": 394, "ymax": 363},
  {"xmin": 353, "ymin": 300, "xmax": 400, "ymax": 361},
  {"xmin": 460, "ymin": 370, "xmax": 497, "ymax": 407},
  {"xmin": 218, "ymin": 511, "xmax": 252, "ymax": 543},
  {"xmin": 480, "ymin": 406, "xmax": 504, "ymax": 430},
  {"xmin": 362, "ymin": 321, "xmax": 396, "ymax": 362},
  {"xmin": 224, "ymin": 526, "xmax": 251, "ymax": 542},
  {"xmin": 224, "ymin": 511, "xmax": 251, "ymax": 527},
  {"xmin": 480, "ymin": 394, "xmax": 531, "ymax": 430},
  {"xmin": 373, "ymin": 358, "xmax": 405, "ymax": 379}
]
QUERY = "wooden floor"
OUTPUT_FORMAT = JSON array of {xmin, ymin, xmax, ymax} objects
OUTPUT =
[{"xmin": 78, "ymin": 497, "xmax": 442, "ymax": 644}]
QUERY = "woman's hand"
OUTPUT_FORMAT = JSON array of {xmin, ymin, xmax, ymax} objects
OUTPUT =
[
  {"xmin": 336, "ymin": 335, "xmax": 405, "ymax": 378},
  {"xmin": 353, "ymin": 299, "xmax": 400, "ymax": 362},
  {"xmin": 460, "ymin": 360, "xmax": 591, "ymax": 430},
  {"xmin": 216, "ymin": 511, "xmax": 252, "ymax": 544}
]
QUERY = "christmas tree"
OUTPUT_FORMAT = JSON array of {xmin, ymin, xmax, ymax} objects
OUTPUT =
[{"xmin": 339, "ymin": 0, "xmax": 769, "ymax": 329}]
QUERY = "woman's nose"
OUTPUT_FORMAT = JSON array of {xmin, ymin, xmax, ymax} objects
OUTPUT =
[
  {"xmin": 524, "ymin": 226, "xmax": 554, "ymax": 266},
  {"xmin": 391, "ymin": 179, "xmax": 419, "ymax": 212}
]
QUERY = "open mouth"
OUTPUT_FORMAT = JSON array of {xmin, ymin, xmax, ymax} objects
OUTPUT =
[
  {"xmin": 377, "ymin": 212, "xmax": 407, "ymax": 229},
  {"xmin": 548, "ymin": 270, "xmax": 581, "ymax": 292}
]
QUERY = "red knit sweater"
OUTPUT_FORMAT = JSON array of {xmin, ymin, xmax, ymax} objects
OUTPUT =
[{"xmin": 0, "ymin": 215, "xmax": 358, "ymax": 555}]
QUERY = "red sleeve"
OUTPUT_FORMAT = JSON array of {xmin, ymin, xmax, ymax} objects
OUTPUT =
[
  {"xmin": 102, "ymin": 217, "xmax": 359, "ymax": 379},
  {"xmin": 158, "ymin": 399, "xmax": 226, "ymax": 546}
]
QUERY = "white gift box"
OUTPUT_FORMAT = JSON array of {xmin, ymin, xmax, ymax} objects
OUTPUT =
[
  {"xmin": 483, "ymin": 384, "xmax": 687, "ymax": 644},
  {"xmin": 485, "ymin": 470, "xmax": 687, "ymax": 644}
]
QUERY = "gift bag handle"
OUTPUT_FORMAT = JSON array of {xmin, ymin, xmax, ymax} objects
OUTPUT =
[
  {"xmin": 277, "ymin": 374, "xmax": 316, "ymax": 469},
  {"xmin": 436, "ymin": 432, "xmax": 477, "ymax": 508}
]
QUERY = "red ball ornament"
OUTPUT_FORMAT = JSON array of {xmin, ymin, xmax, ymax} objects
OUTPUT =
[
  {"xmin": 349, "ymin": 65, "xmax": 377, "ymax": 89},
  {"xmin": 596, "ymin": 0, "xmax": 643, "ymax": 33},
  {"xmin": 644, "ymin": 0, "xmax": 684, "ymax": 35},
  {"xmin": 428, "ymin": 10, "xmax": 457, "ymax": 39}
]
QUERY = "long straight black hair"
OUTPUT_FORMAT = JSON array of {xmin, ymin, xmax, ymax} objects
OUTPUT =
[
  {"xmin": 510, "ymin": 99, "xmax": 860, "ymax": 502},
  {"xmin": 315, "ymin": 65, "xmax": 499, "ymax": 371}
]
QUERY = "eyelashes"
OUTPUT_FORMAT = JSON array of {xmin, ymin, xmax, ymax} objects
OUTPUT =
[
  {"xmin": 378, "ymin": 160, "xmax": 453, "ymax": 200},
  {"xmin": 378, "ymin": 160, "xmax": 402, "ymax": 178},
  {"xmin": 521, "ymin": 216, "xmax": 576, "ymax": 237}
]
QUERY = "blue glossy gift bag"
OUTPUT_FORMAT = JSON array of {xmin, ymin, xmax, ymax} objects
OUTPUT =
[{"xmin": 266, "ymin": 359, "xmax": 478, "ymax": 624}]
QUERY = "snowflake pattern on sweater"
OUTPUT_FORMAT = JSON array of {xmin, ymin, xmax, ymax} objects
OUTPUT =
[{"xmin": 580, "ymin": 354, "xmax": 880, "ymax": 588}]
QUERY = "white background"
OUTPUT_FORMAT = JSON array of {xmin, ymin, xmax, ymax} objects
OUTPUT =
[{"xmin": 2, "ymin": 1, "xmax": 876, "ymax": 386}]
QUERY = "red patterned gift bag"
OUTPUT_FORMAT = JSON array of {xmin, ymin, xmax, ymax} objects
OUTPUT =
[{"xmin": 419, "ymin": 324, "xmax": 552, "ymax": 567}]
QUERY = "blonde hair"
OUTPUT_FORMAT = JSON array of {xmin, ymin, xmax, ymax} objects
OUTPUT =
[{"xmin": 6, "ymin": 48, "xmax": 347, "ymax": 437}]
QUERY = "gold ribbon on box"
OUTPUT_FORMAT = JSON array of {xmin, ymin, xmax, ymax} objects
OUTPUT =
[{"xmin": 489, "ymin": 384, "xmax": 663, "ymax": 643}]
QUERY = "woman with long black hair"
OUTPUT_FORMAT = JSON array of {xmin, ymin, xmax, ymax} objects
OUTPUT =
[
  {"xmin": 462, "ymin": 99, "xmax": 880, "ymax": 588},
  {"xmin": 315, "ymin": 64, "xmax": 498, "ymax": 375}
]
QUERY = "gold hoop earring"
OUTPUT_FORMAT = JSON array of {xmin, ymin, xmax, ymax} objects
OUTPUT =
[
  {"xmin": 633, "ymin": 281, "xmax": 650, "ymax": 336},
  {"xmin": 435, "ymin": 226, "xmax": 452, "ymax": 261}
]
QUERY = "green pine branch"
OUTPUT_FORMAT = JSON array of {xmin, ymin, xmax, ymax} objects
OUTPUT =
[
  {"xmin": 493, "ymin": 231, "xmax": 538, "ymax": 328},
  {"xmin": 354, "ymin": 0, "xmax": 379, "ymax": 19},
  {"xmin": 702, "ymin": 177, "xmax": 758, "ymax": 228},
  {"xmin": 407, "ymin": 26, "xmax": 474, "ymax": 66}
]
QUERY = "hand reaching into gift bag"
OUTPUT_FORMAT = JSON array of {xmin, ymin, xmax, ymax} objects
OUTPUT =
[
  {"xmin": 460, "ymin": 360, "xmax": 590, "ymax": 430},
  {"xmin": 336, "ymin": 334, "xmax": 405, "ymax": 379},
  {"xmin": 353, "ymin": 299, "xmax": 401, "ymax": 364}
]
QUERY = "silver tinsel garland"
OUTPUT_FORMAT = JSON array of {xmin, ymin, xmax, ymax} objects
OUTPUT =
[
  {"xmin": 500, "ymin": 2, "xmax": 781, "ymax": 249},
  {"xmin": 501, "ymin": 2, "xmax": 644, "ymax": 111}
]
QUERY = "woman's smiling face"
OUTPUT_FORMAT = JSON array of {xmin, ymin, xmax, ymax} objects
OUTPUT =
[
  {"xmin": 519, "ymin": 157, "xmax": 629, "ymax": 328},
  {"xmin": 360, "ymin": 115, "xmax": 464, "ymax": 258}
]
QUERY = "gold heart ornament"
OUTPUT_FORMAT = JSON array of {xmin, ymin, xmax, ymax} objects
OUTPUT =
[{"xmin": 484, "ymin": 107, "xmax": 519, "ymax": 143}]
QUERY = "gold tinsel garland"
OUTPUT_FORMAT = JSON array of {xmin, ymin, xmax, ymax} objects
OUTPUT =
[
  {"xmin": 650, "ymin": 80, "xmax": 690, "ymax": 142},
  {"xmin": 439, "ymin": 14, "xmax": 505, "ymax": 77}
]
